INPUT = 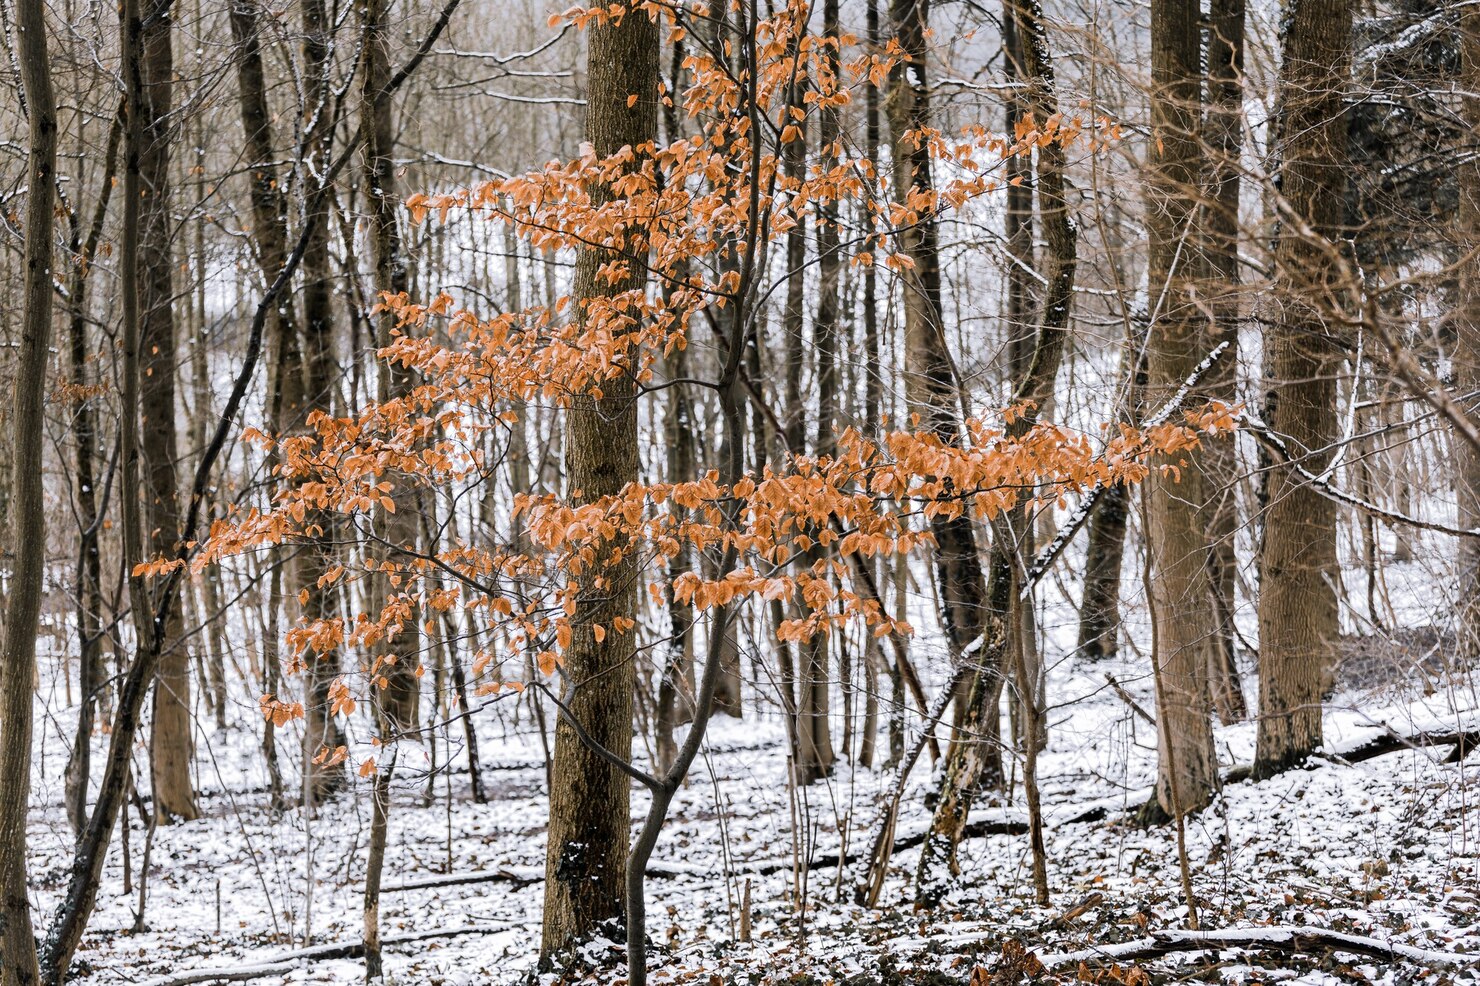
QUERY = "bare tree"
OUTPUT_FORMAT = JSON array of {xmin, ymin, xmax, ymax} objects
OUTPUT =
[
  {"xmin": 0, "ymin": 0, "xmax": 56, "ymax": 977},
  {"xmin": 1255, "ymin": 0, "xmax": 1352, "ymax": 778},
  {"xmin": 1142, "ymin": 0, "xmax": 1218, "ymax": 817},
  {"xmin": 136, "ymin": 0, "xmax": 198, "ymax": 824},
  {"xmin": 1456, "ymin": 4, "xmax": 1480, "ymax": 665}
]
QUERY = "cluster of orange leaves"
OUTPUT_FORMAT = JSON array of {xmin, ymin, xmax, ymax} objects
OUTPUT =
[{"xmin": 180, "ymin": 1, "xmax": 1207, "ymax": 747}]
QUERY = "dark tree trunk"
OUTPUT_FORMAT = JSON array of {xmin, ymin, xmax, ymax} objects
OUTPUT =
[
  {"xmin": 890, "ymin": 0, "xmax": 994, "ymax": 899},
  {"xmin": 886, "ymin": 0, "xmax": 991, "ymax": 674},
  {"xmin": 41, "ymin": 0, "xmax": 180, "ymax": 970},
  {"xmin": 230, "ymin": 0, "xmax": 301, "ymax": 811},
  {"xmin": 137, "ymin": 0, "xmax": 197, "ymax": 825},
  {"xmin": 1459, "ymin": 0, "xmax": 1480, "ymax": 665},
  {"xmin": 912, "ymin": 0, "xmax": 1075, "ymax": 902},
  {"xmin": 359, "ymin": 0, "xmax": 420, "ymax": 974},
  {"xmin": 1077, "ymin": 484, "xmax": 1129, "ymax": 660},
  {"xmin": 1, "ymin": 0, "xmax": 56, "ymax": 975},
  {"xmin": 63, "ymin": 104, "xmax": 122, "ymax": 839},
  {"xmin": 538, "ymin": 4, "xmax": 658, "ymax": 964},
  {"xmin": 299, "ymin": 0, "xmax": 349, "ymax": 805}
]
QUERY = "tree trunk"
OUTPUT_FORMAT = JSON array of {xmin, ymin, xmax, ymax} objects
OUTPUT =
[
  {"xmin": 863, "ymin": 0, "xmax": 884, "ymax": 445},
  {"xmin": 40, "ymin": 0, "xmax": 177, "ymax": 969},
  {"xmin": 894, "ymin": 0, "xmax": 995, "ymax": 898},
  {"xmin": 1202, "ymin": 0, "xmax": 1249, "ymax": 724},
  {"xmin": 1, "ymin": 0, "xmax": 56, "ymax": 976},
  {"xmin": 887, "ymin": 0, "xmax": 990, "ymax": 665},
  {"xmin": 1003, "ymin": 5, "xmax": 1035, "ymax": 389},
  {"xmin": 63, "ymin": 103, "xmax": 122, "ymax": 839},
  {"xmin": 1143, "ymin": 0, "xmax": 1218, "ymax": 816},
  {"xmin": 1455, "ymin": 0, "xmax": 1480, "ymax": 667},
  {"xmin": 299, "ymin": 0, "xmax": 348, "ymax": 805},
  {"xmin": 657, "ymin": 341, "xmax": 697, "ymax": 770},
  {"xmin": 792, "ymin": 0, "xmax": 848, "ymax": 781},
  {"xmin": 230, "ymin": 0, "xmax": 300, "ymax": 808},
  {"xmin": 773, "ymin": 31, "xmax": 826, "ymax": 777},
  {"xmin": 137, "ymin": 0, "xmax": 196, "ymax": 826},
  {"xmin": 362, "ymin": 765, "xmax": 392, "ymax": 982},
  {"xmin": 1255, "ymin": 0, "xmax": 1350, "ymax": 778},
  {"xmin": 816, "ymin": 0, "xmax": 842, "ymax": 451},
  {"xmin": 538, "ymin": 4, "xmax": 657, "ymax": 964},
  {"xmin": 913, "ymin": 0, "xmax": 1075, "ymax": 900},
  {"xmin": 359, "ymin": 0, "xmax": 419, "ymax": 973},
  {"xmin": 1077, "ymin": 482, "xmax": 1129, "ymax": 660}
]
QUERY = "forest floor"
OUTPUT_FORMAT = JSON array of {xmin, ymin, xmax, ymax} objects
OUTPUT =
[{"xmin": 27, "ymin": 635, "xmax": 1480, "ymax": 986}]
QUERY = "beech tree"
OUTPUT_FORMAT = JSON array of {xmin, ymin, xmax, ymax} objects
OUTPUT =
[
  {"xmin": 538, "ymin": 1, "xmax": 658, "ymax": 962},
  {"xmin": 197, "ymin": 10, "xmax": 1223, "ymax": 979}
]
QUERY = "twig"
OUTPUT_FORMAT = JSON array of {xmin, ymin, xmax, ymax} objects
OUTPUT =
[{"xmin": 1104, "ymin": 673, "xmax": 1156, "ymax": 726}]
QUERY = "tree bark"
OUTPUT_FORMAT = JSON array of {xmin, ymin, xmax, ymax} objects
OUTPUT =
[
  {"xmin": 359, "ymin": 0, "xmax": 420, "ymax": 973},
  {"xmin": 657, "ymin": 343, "xmax": 697, "ymax": 772},
  {"xmin": 135, "ymin": 0, "xmax": 197, "ymax": 825},
  {"xmin": 887, "ymin": 0, "xmax": 990, "ymax": 666},
  {"xmin": 1077, "ymin": 483, "xmax": 1128, "ymax": 660},
  {"xmin": 896, "ymin": 0, "xmax": 997, "ymax": 898},
  {"xmin": 1456, "ymin": 0, "xmax": 1480, "ymax": 666},
  {"xmin": 1202, "ymin": 0, "xmax": 1249, "ymax": 724},
  {"xmin": 1003, "ymin": 7, "xmax": 1035, "ymax": 389},
  {"xmin": 1, "ymin": 0, "xmax": 56, "ymax": 977},
  {"xmin": 41, "ymin": 0, "xmax": 184, "ymax": 968},
  {"xmin": 230, "ymin": 0, "xmax": 302, "ymax": 809},
  {"xmin": 1255, "ymin": 0, "xmax": 1351, "ymax": 778},
  {"xmin": 538, "ymin": 3, "xmax": 657, "ymax": 964},
  {"xmin": 300, "ymin": 0, "xmax": 349, "ymax": 804},
  {"xmin": 1143, "ymin": 0, "xmax": 1218, "ymax": 816},
  {"xmin": 912, "ymin": 0, "xmax": 1076, "ymax": 901},
  {"xmin": 62, "ymin": 103, "xmax": 123, "ymax": 839},
  {"xmin": 792, "ymin": 0, "xmax": 847, "ymax": 782}
]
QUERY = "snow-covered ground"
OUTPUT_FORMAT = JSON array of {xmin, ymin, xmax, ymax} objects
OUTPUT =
[
  {"xmin": 24, "ymin": 637, "xmax": 1477, "ymax": 985},
  {"xmin": 18, "ymin": 536, "xmax": 1477, "ymax": 984}
]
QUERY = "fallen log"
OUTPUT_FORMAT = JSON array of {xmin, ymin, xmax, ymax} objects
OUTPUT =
[
  {"xmin": 1335, "ymin": 727, "xmax": 1479, "ymax": 766},
  {"xmin": 138, "ymin": 965, "xmax": 296, "ymax": 986},
  {"xmin": 1040, "ymin": 926, "xmax": 1479, "ymax": 971}
]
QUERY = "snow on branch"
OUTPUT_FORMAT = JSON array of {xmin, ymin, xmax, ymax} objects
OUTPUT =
[
  {"xmin": 1238, "ymin": 409, "xmax": 1480, "ymax": 538},
  {"xmin": 1020, "ymin": 340, "xmax": 1232, "ymax": 597}
]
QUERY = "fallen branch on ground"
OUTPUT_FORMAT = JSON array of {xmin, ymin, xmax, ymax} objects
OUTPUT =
[
  {"xmin": 382, "ymin": 866, "xmax": 542, "ymax": 893},
  {"xmin": 382, "ymin": 811, "xmax": 1032, "ymax": 897},
  {"xmin": 1040, "ymin": 926, "xmax": 1478, "ymax": 971},
  {"xmin": 137, "ymin": 923, "xmax": 514, "ymax": 986}
]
